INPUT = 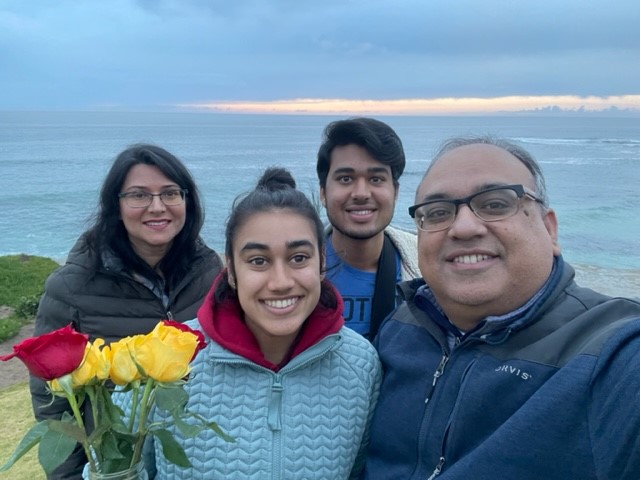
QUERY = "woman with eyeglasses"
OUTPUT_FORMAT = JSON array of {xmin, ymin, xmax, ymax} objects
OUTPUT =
[
  {"xmin": 30, "ymin": 144, "xmax": 223, "ymax": 479},
  {"xmin": 141, "ymin": 167, "xmax": 381, "ymax": 479}
]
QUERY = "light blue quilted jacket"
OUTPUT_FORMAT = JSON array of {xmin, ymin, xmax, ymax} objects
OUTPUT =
[{"xmin": 145, "ymin": 321, "xmax": 381, "ymax": 479}]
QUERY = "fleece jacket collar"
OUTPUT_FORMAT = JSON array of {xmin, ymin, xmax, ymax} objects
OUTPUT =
[
  {"xmin": 414, "ymin": 256, "xmax": 565, "ymax": 344},
  {"xmin": 197, "ymin": 272, "xmax": 344, "ymax": 371}
]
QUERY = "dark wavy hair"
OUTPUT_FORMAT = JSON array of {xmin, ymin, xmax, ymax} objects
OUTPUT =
[
  {"xmin": 316, "ymin": 117, "xmax": 406, "ymax": 189},
  {"xmin": 84, "ymin": 144, "xmax": 205, "ymax": 288},
  {"xmin": 215, "ymin": 167, "xmax": 336, "ymax": 308}
]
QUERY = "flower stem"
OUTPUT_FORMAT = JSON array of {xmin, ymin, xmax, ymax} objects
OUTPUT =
[
  {"xmin": 85, "ymin": 386, "xmax": 102, "ymax": 467},
  {"xmin": 66, "ymin": 390, "xmax": 98, "ymax": 472},
  {"xmin": 128, "ymin": 382, "xmax": 140, "ymax": 432},
  {"xmin": 130, "ymin": 379, "xmax": 155, "ymax": 468}
]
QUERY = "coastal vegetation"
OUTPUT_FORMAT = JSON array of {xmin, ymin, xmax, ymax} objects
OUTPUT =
[
  {"xmin": 0, "ymin": 255, "xmax": 58, "ymax": 478},
  {"xmin": 0, "ymin": 254, "xmax": 58, "ymax": 342}
]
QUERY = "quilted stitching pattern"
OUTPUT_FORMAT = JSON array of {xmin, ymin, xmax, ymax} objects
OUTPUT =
[{"xmin": 150, "ymin": 325, "xmax": 381, "ymax": 479}]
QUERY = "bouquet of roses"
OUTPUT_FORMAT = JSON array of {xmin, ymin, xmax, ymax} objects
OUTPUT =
[{"xmin": 0, "ymin": 320, "xmax": 230, "ymax": 476}]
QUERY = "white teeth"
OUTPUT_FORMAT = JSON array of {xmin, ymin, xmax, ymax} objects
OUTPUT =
[
  {"xmin": 453, "ymin": 254, "xmax": 491, "ymax": 264},
  {"xmin": 351, "ymin": 210, "xmax": 373, "ymax": 216},
  {"xmin": 146, "ymin": 221, "xmax": 168, "ymax": 226},
  {"xmin": 264, "ymin": 298, "xmax": 298, "ymax": 309}
]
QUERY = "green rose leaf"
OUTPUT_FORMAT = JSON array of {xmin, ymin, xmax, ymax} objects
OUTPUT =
[
  {"xmin": 46, "ymin": 418, "xmax": 87, "ymax": 443},
  {"xmin": 38, "ymin": 425, "xmax": 78, "ymax": 474},
  {"xmin": 155, "ymin": 384, "xmax": 188, "ymax": 412},
  {"xmin": 151, "ymin": 428, "xmax": 192, "ymax": 468},
  {"xmin": 172, "ymin": 413, "xmax": 203, "ymax": 438}
]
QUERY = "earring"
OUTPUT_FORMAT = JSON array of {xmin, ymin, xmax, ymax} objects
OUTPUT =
[{"xmin": 228, "ymin": 276, "xmax": 236, "ymax": 289}]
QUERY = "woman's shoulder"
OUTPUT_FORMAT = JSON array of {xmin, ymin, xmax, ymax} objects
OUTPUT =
[
  {"xmin": 335, "ymin": 327, "xmax": 380, "ymax": 367},
  {"xmin": 44, "ymin": 255, "xmax": 92, "ymax": 290},
  {"xmin": 193, "ymin": 240, "xmax": 224, "ymax": 269}
]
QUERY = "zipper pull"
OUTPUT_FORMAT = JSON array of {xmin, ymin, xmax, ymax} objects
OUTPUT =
[
  {"xmin": 165, "ymin": 311, "xmax": 174, "ymax": 320},
  {"xmin": 425, "ymin": 354, "xmax": 448, "ymax": 404},
  {"xmin": 268, "ymin": 376, "xmax": 283, "ymax": 431},
  {"xmin": 426, "ymin": 457, "xmax": 445, "ymax": 480},
  {"xmin": 432, "ymin": 354, "xmax": 449, "ymax": 385}
]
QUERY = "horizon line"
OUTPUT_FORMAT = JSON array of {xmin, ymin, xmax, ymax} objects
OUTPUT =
[{"xmin": 176, "ymin": 94, "xmax": 640, "ymax": 115}]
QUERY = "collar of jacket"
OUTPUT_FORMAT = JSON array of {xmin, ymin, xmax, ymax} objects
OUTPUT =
[
  {"xmin": 410, "ymin": 256, "xmax": 565, "ymax": 344},
  {"xmin": 196, "ymin": 271, "xmax": 345, "ymax": 371}
]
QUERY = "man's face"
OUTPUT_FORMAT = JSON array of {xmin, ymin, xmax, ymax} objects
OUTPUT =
[
  {"xmin": 320, "ymin": 144, "xmax": 398, "ymax": 241},
  {"xmin": 415, "ymin": 144, "xmax": 561, "ymax": 330}
]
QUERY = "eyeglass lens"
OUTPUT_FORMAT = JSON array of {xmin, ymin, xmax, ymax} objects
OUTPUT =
[
  {"xmin": 414, "ymin": 187, "xmax": 521, "ymax": 231},
  {"xmin": 123, "ymin": 190, "xmax": 185, "ymax": 208}
]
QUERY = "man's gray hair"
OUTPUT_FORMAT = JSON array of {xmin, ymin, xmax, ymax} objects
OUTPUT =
[{"xmin": 425, "ymin": 135, "xmax": 549, "ymax": 207}]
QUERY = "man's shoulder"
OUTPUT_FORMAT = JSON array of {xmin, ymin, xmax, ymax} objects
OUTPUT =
[
  {"xmin": 384, "ymin": 225, "xmax": 420, "ymax": 279},
  {"xmin": 384, "ymin": 224, "xmax": 416, "ymax": 239},
  {"xmin": 563, "ymin": 294, "xmax": 640, "ymax": 357}
]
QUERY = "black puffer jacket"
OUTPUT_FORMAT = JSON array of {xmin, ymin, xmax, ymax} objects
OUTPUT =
[{"xmin": 29, "ymin": 235, "xmax": 223, "ymax": 479}]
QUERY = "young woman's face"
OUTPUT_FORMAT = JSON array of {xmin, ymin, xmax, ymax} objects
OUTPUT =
[
  {"xmin": 229, "ymin": 209, "xmax": 323, "ymax": 352},
  {"xmin": 119, "ymin": 164, "xmax": 186, "ymax": 265}
]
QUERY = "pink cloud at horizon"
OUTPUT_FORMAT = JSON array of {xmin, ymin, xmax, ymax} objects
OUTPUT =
[{"xmin": 178, "ymin": 95, "xmax": 640, "ymax": 115}]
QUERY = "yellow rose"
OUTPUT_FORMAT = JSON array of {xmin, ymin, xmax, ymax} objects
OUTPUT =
[
  {"xmin": 104, "ymin": 336, "xmax": 144, "ymax": 385},
  {"xmin": 47, "ymin": 339, "xmax": 109, "ymax": 392},
  {"xmin": 71, "ymin": 339, "xmax": 110, "ymax": 387},
  {"xmin": 47, "ymin": 377, "xmax": 64, "ymax": 393},
  {"xmin": 134, "ymin": 324, "xmax": 199, "ymax": 383}
]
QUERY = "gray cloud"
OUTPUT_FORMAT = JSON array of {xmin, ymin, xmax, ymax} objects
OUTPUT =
[{"xmin": 0, "ymin": 0, "xmax": 638, "ymax": 108}]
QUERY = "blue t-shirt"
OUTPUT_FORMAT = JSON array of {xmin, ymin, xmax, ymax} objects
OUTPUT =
[{"xmin": 325, "ymin": 237, "xmax": 401, "ymax": 337}]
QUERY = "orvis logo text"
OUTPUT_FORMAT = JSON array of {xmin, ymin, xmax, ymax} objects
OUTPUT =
[{"xmin": 495, "ymin": 364, "xmax": 532, "ymax": 380}]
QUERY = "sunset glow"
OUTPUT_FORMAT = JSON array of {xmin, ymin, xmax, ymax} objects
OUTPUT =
[{"xmin": 179, "ymin": 95, "xmax": 640, "ymax": 115}]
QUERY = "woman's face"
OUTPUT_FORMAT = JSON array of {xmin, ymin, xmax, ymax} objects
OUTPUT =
[
  {"xmin": 229, "ymin": 209, "xmax": 323, "ymax": 356},
  {"xmin": 119, "ymin": 164, "xmax": 186, "ymax": 266}
]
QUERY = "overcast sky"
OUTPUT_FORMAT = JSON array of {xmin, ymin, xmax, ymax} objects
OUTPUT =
[{"xmin": 1, "ymin": 0, "xmax": 639, "ymax": 113}]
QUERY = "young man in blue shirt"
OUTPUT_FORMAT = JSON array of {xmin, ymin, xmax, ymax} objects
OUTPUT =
[{"xmin": 316, "ymin": 118, "xmax": 419, "ymax": 339}]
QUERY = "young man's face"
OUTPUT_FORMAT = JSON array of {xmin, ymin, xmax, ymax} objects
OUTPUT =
[
  {"xmin": 320, "ymin": 144, "xmax": 398, "ymax": 241},
  {"xmin": 415, "ymin": 144, "xmax": 560, "ymax": 330}
]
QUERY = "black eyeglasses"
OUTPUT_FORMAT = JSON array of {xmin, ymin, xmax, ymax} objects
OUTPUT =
[
  {"xmin": 408, "ymin": 184, "xmax": 544, "ymax": 232},
  {"xmin": 119, "ymin": 189, "xmax": 188, "ymax": 208}
]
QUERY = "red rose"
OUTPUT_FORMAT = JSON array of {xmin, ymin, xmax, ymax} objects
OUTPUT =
[
  {"xmin": 161, "ymin": 320, "xmax": 207, "ymax": 358},
  {"xmin": 0, "ymin": 324, "xmax": 89, "ymax": 380}
]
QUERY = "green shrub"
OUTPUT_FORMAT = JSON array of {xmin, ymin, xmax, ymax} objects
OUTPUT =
[
  {"xmin": 15, "ymin": 295, "xmax": 42, "ymax": 319},
  {"xmin": 0, "ymin": 255, "xmax": 59, "ymax": 342},
  {"xmin": 0, "ymin": 255, "xmax": 58, "ymax": 308},
  {"xmin": 0, "ymin": 316, "xmax": 25, "ymax": 343}
]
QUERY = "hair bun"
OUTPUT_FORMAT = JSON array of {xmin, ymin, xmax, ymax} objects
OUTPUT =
[{"xmin": 257, "ymin": 167, "xmax": 296, "ymax": 191}]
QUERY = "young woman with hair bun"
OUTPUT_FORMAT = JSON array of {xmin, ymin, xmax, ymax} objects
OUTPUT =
[{"xmin": 145, "ymin": 166, "xmax": 381, "ymax": 479}]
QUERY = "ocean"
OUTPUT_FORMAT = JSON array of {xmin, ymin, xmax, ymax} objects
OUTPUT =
[{"xmin": 1, "ymin": 111, "xmax": 638, "ymax": 297}]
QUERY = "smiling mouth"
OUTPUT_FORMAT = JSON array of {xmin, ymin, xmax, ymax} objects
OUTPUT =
[
  {"xmin": 145, "ymin": 220, "xmax": 169, "ymax": 226},
  {"xmin": 348, "ymin": 209, "xmax": 374, "ymax": 216},
  {"xmin": 263, "ymin": 297, "xmax": 299, "ymax": 309},
  {"xmin": 452, "ymin": 254, "xmax": 492, "ymax": 264}
]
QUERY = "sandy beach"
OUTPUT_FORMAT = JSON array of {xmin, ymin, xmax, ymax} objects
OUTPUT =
[{"xmin": 572, "ymin": 264, "xmax": 640, "ymax": 299}]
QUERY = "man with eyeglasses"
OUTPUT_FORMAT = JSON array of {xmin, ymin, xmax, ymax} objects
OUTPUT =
[{"xmin": 363, "ymin": 136, "xmax": 640, "ymax": 480}]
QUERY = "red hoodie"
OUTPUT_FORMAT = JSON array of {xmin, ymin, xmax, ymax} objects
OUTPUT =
[{"xmin": 196, "ymin": 271, "xmax": 344, "ymax": 371}]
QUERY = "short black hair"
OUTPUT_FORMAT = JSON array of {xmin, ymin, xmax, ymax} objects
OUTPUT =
[{"xmin": 316, "ymin": 117, "xmax": 405, "ymax": 188}]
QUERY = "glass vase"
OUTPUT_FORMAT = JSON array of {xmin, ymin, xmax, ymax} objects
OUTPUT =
[{"xmin": 87, "ymin": 461, "xmax": 148, "ymax": 480}]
